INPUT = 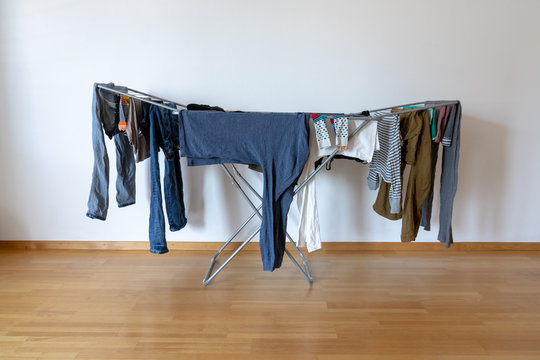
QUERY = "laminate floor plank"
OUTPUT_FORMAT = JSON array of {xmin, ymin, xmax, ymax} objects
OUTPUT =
[{"xmin": 1, "ymin": 249, "xmax": 540, "ymax": 359}]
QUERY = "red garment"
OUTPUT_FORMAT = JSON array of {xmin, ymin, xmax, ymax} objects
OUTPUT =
[{"xmin": 435, "ymin": 106, "xmax": 451, "ymax": 143}]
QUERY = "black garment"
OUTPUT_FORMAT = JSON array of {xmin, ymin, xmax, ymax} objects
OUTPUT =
[
  {"xmin": 314, "ymin": 155, "xmax": 367, "ymax": 171},
  {"xmin": 148, "ymin": 104, "xmax": 187, "ymax": 254},
  {"xmin": 248, "ymin": 164, "xmax": 263, "ymax": 173},
  {"xmin": 187, "ymin": 103, "xmax": 225, "ymax": 112}
]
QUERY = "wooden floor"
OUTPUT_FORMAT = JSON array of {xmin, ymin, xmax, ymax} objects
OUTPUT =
[{"xmin": 1, "ymin": 249, "xmax": 540, "ymax": 359}]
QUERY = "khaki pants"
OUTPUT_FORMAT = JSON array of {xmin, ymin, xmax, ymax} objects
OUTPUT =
[{"xmin": 373, "ymin": 109, "xmax": 432, "ymax": 242}]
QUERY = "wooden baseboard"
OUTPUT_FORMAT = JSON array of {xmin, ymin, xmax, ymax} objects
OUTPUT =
[{"xmin": 1, "ymin": 240, "xmax": 540, "ymax": 251}]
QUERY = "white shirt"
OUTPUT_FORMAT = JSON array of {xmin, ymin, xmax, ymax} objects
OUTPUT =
[{"xmin": 296, "ymin": 117, "xmax": 379, "ymax": 252}]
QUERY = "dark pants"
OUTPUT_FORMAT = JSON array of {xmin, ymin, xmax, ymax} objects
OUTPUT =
[{"xmin": 148, "ymin": 105, "xmax": 187, "ymax": 254}]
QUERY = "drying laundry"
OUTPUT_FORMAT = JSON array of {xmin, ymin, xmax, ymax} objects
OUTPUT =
[
  {"xmin": 87, "ymin": 83, "xmax": 462, "ymax": 284},
  {"xmin": 296, "ymin": 117, "xmax": 379, "ymax": 252},
  {"xmin": 367, "ymin": 110, "xmax": 401, "ymax": 214},
  {"xmin": 331, "ymin": 116, "xmax": 349, "ymax": 150},
  {"xmin": 372, "ymin": 109, "xmax": 433, "ymax": 243},
  {"xmin": 118, "ymin": 95, "xmax": 129, "ymax": 131},
  {"xmin": 178, "ymin": 110, "xmax": 309, "ymax": 271},
  {"xmin": 421, "ymin": 101, "xmax": 462, "ymax": 247},
  {"xmin": 311, "ymin": 114, "xmax": 331, "ymax": 149},
  {"xmin": 148, "ymin": 104, "xmax": 188, "ymax": 254},
  {"xmin": 125, "ymin": 98, "xmax": 151, "ymax": 163},
  {"xmin": 87, "ymin": 82, "xmax": 136, "ymax": 221},
  {"xmin": 434, "ymin": 105, "xmax": 451, "ymax": 143}
]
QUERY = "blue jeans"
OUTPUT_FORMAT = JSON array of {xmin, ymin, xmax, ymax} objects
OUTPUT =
[
  {"xmin": 148, "ymin": 105, "xmax": 187, "ymax": 254},
  {"xmin": 87, "ymin": 83, "xmax": 136, "ymax": 220}
]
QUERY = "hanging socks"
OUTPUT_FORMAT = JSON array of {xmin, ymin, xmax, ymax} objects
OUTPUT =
[
  {"xmin": 311, "ymin": 113, "xmax": 349, "ymax": 151},
  {"xmin": 331, "ymin": 116, "xmax": 349, "ymax": 151},
  {"xmin": 311, "ymin": 114, "xmax": 331, "ymax": 149}
]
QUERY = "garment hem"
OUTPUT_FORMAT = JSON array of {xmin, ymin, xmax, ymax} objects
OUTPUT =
[
  {"xmin": 169, "ymin": 221, "xmax": 187, "ymax": 232},
  {"xmin": 86, "ymin": 212, "xmax": 106, "ymax": 221},
  {"xmin": 307, "ymin": 243, "xmax": 322, "ymax": 252},
  {"xmin": 150, "ymin": 248, "xmax": 169, "ymax": 254},
  {"xmin": 118, "ymin": 201, "xmax": 136, "ymax": 208},
  {"xmin": 372, "ymin": 205, "xmax": 402, "ymax": 221}
]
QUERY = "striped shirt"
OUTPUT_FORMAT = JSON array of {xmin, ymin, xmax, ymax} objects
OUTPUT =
[
  {"xmin": 367, "ymin": 110, "xmax": 402, "ymax": 214},
  {"xmin": 441, "ymin": 104, "xmax": 456, "ymax": 147}
]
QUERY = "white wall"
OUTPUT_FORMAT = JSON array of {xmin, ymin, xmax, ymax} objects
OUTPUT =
[{"xmin": 1, "ymin": 0, "xmax": 539, "ymax": 244}]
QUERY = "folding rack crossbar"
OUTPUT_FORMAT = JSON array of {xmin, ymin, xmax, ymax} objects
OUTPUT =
[{"xmin": 94, "ymin": 84, "xmax": 457, "ymax": 286}]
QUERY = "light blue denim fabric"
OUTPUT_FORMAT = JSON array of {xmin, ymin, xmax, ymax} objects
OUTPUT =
[
  {"xmin": 86, "ymin": 83, "xmax": 136, "ymax": 220},
  {"xmin": 148, "ymin": 104, "xmax": 187, "ymax": 254}
]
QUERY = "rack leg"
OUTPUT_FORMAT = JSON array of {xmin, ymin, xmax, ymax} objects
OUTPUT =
[
  {"xmin": 203, "ymin": 228, "xmax": 260, "ymax": 286},
  {"xmin": 286, "ymin": 235, "xmax": 313, "ymax": 282},
  {"xmin": 284, "ymin": 247, "xmax": 313, "ymax": 283},
  {"xmin": 224, "ymin": 164, "xmax": 313, "ymax": 283}
]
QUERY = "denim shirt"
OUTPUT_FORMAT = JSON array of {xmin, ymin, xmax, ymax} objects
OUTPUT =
[{"xmin": 148, "ymin": 104, "xmax": 187, "ymax": 254}]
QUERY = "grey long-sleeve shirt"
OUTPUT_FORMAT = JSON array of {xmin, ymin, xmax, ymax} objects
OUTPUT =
[{"xmin": 420, "ymin": 101, "xmax": 461, "ymax": 247}]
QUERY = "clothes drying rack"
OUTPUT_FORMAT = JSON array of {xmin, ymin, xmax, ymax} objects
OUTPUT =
[{"xmin": 96, "ymin": 84, "xmax": 458, "ymax": 286}]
